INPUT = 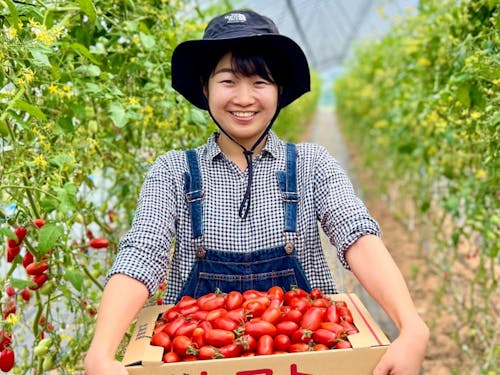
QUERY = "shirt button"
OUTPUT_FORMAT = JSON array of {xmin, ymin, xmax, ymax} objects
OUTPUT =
[
  {"xmin": 284, "ymin": 243, "xmax": 294, "ymax": 254},
  {"xmin": 197, "ymin": 247, "xmax": 206, "ymax": 259}
]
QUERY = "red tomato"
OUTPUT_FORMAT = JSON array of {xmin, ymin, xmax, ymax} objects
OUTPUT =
[
  {"xmin": 225, "ymin": 307, "xmax": 246, "ymax": 323},
  {"xmin": 162, "ymin": 351, "xmax": 181, "ymax": 363},
  {"xmin": 257, "ymin": 334, "xmax": 274, "ymax": 356},
  {"xmin": 337, "ymin": 306, "xmax": 354, "ymax": 323},
  {"xmin": 282, "ymin": 308, "xmax": 303, "ymax": 323},
  {"xmin": 198, "ymin": 320, "xmax": 213, "ymax": 333},
  {"xmin": 14, "ymin": 226, "xmax": 27, "ymax": 243},
  {"xmin": 177, "ymin": 304, "xmax": 199, "ymax": 317},
  {"xmin": 25, "ymin": 261, "xmax": 49, "ymax": 276},
  {"xmin": 164, "ymin": 316, "xmax": 186, "ymax": 337},
  {"xmin": 289, "ymin": 343, "xmax": 310, "ymax": 352},
  {"xmin": 309, "ymin": 288, "xmax": 323, "ymax": 300},
  {"xmin": 236, "ymin": 334, "xmax": 257, "ymax": 353},
  {"xmin": 245, "ymin": 301, "xmax": 266, "ymax": 318},
  {"xmin": 205, "ymin": 329, "xmax": 235, "ymax": 347},
  {"xmin": 273, "ymin": 334, "xmax": 291, "ymax": 352},
  {"xmin": 335, "ymin": 339, "xmax": 352, "ymax": 349},
  {"xmin": 312, "ymin": 328, "xmax": 338, "ymax": 347},
  {"xmin": 200, "ymin": 295, "xmax": 226, "ymax": 311},
  {"xmin": 213, "ymin": 317, "xmax": 238, "ymax": 331},
  {"xmin": 275, "ymin": 320, "xmax": 299, "ymax": 336},
  {"xmin": 171, "ymin": 335, "xmax": 193, "ymax": 357},
  {"xmin": 313, "ymin": 343, "xmax": 329, "ymax": 351},
  {"xmin": 284, "ymin": 287, "xmax": 308, "ymax": 305},
  {"xmin": 0, "ymin": 349, "xmax": 15, "ymax": 372},
  {"xmin": 301, "ymin": 307, "xmax": 325, "ymax": 331},
  {"xmin": 311, "ymin": 298, "xmax": 331, "ymax": 307},
  {"xmin": 219, "ymin": 343, "xmax": 242, "ymax": 358},
  {"xmin": 261, "ymin": 307, "xmax": 281, "ymax": 325},
  {"xmin": 30, "ymin": 273, "xmax": 48, "ymax": 290},
  {"xmin": 5, "ymin": 286, "xmax": 15, "ymax": 297},
  {"xmin": 151, "ymin": 331, "xmax": 171, "ymax": 349},
  {"xmin": 192, "ymin": 327, "xmax": 206, "ymax": 348},
  {"xmin": 205, "ymin": 308, "xmax": 227, "ymax": 321},
  {"xmin": 291, "ymin": 328, "xmax": 313, "ymax": 344},
  {"xmin": 175, "ymin": 321, "xmax": 198, "ymax": 337},
  {"xmin": 198, "ymin": 345, "xmax": 219, "ymax": 360},
  {"xmin": 289, "ymin": 297, "xmax": 311, "ymax": 314},
  {"xmin": 321, "ymin": 322, "xmax": 345, "ymax": 338},
  {"xmin": 340, "ymin": 320, "xmax": 358, "ymax": 335},
  {"xmin": 89, "ymin": 237, "xmax": 109, "ymax": 249},
  {"xmin": 225, "ymin": 291, "xmax": 243, "ymax": 310},
  {"xmin": 0, "ymin": 332, "xmax": 12, "ymax": 351},
  {"xmin": 162, "ymin": 306, "xmax": 179, "ymax": 322},
  {"xmin": 6, "ymin": 246, "xmax": 20, "ymax": 263},
  {"xmin": 197, "ymin": 293, "xmax": 216, "ymax": 308},
  {"xmin": 243, "ymin": 289, "xmax": 267, "ymax": 301},
  {"xmin": 20, "ymin": 289, "xmax": 31, "ymax": 302},
  {"xmin": 33, "ymin": 219, "xmax": 46, "ymax": 228},
  {"xmin": 244, "ymin": 320, "xmax": 277, "ymax": 338},
  {"xmin": 267, "ymin": 286, "xmax": 285, "ymax": 301},
  {"xmin": 176, "ymin": 295, "xmax": 198, "ymax": 310},
  {"xmin": 188, "ymin": 309, "xmax": 208, "ymax": 321},
  {"xmin": 324, "ymin": 305, "xmax": 339, "ymax": 323},
  {"xmin": 22, "ymin": 251, "xmax": 34, "ymax": 268}
]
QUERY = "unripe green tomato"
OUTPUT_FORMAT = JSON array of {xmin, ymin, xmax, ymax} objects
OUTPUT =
[
  {"xmin": 34, "ymin": 344, "xmax": 49, "ymax": 357},
  {"xmin": 42, "ymin": 354, "xmax": 55, "ymax": 371},
  {"xmin": 88, "ymin": 120, "xmax": 98, "ymax": 134},
  {"xmin": 38, "ymin": 280, "xmax": 56, "ymax": 295}
]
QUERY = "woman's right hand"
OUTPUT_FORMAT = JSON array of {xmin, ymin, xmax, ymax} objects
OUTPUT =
[{"xmin": 84, "ymin": 355, "xmax": 128, "ymax": 375}]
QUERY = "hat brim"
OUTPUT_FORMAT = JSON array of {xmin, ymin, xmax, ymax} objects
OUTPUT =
[{"xmin": 171, "ymin": 34, "xmax": 310, "ymax": 110}]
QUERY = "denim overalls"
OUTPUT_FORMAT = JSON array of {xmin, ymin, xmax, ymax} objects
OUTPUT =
[{"xmin": 177, "ymin": 143, "xmax": 312, "ymax": 301}]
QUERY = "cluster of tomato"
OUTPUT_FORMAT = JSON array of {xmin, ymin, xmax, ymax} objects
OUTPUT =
[
  {"xmin": 151, "ymin": 286, "xmax": 358, "ymax": 363},
  {"xmin": 0, "ymin": 331, "xmax": 14, "ymax": 372}
]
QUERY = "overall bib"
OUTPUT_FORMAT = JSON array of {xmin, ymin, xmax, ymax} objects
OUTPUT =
[{"xmin": 177, "ymin": 143, "xmax": 312, "ymax": 301}]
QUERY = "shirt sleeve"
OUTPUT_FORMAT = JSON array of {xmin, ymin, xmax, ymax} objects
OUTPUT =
[
  {"xmin": 106, "ymin": 155, "xmax": 178, "ymax": 297},
  {"xmin": 314, "ymin": 146, "xmax": 381, "ymax": 270}
]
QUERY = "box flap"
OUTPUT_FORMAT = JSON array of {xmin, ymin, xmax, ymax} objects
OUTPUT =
[{"xmin": 122, "ymin": 305, "xmax": 169, "ymax": 367}]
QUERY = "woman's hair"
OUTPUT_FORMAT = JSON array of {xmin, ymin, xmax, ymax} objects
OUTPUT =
[{"xmin": 200, "ymin": 46, "xmax": 284, "ymax": 87}]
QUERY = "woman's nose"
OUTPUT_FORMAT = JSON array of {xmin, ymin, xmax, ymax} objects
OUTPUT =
[{"xmin": 233, "ymin": 82, "xmax": 255, "ymax": 105}]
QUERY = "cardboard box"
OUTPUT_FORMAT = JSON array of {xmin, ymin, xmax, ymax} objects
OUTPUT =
[{"xmin": 123, "ymin": 293, "xmax": 390, "ymax": 375}]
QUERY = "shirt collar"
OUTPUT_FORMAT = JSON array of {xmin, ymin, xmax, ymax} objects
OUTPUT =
[{"xmin": 204, "ymin": 131, "xmax": 282, "ymax": 161}]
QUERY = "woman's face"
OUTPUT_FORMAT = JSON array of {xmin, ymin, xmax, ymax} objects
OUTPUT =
[{"xmin": 205, "ymin": 52, "xmax": 279, "ymax": 149}]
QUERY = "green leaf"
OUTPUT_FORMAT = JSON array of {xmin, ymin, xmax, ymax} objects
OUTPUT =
[
  {"xmin": 70, "ymin": 43, "xmax": 101, "ymax": 65},
  {"xmin": 77, "ymin": 0, "xmax": 97, "ymax": 23},
  {"xmin": 50, "ymin": 154, "xmax": 74, "ymax": 169},
  {"xmin": 0, "ymin": 227, "xmax": 16, "ymax": 241},
  {"xmin": 13, "ymin": 100, "xmax": 47, "ymax": 121},
  {"xmin": 84, "ymin": 83, "xmax": 102, "ymax": 94},
  {"xmin": 75, "ymin": 64, "xmax": 101, "ymax": 77},
  {"xmin": 455, "ymin": 83, "xmax": 471, "ymax": 108},
  {"xmin": 108, "ymin": 102, "xmax": 128, "ymax": 128},
  {"xmin": 56, "ymin": 183, "xmax": 77, "ymax": 213},
  {"xmin": 40, "ymin": 199, "xmax": 59, "ymax": 213},
  {"xmin": 38, "ymin": 223, "xmax": 64, "ymax": 253},
  {"xmin": 4, "ymin": 0, "xmax": 19, "ymax": 26},
  {"xmin": 29, "ymin": 48, "xmax": 52, "ymax": 67},
  {"xmin": 139, "ymin": 32, "xmax": 155, "ymax": 50},
  {"xmin": 9, "ymin": 278, "xmax": 35, "ymax": 290},
  {"xmin": 0, "ymin": 118, "xmax": 8, "ymax": 137},
  {"xmin": 64, "ymin": 268, "xmax": 83, "ymax": 291}
]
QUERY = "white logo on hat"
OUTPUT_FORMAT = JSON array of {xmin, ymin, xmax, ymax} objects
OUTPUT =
[{"xmin": 225, "ymin": 13, "xmax": 247, "ymax": 24}]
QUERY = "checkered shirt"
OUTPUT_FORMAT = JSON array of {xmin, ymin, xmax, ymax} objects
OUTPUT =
[{"xmin": 108, "ymin": 131, "xmax": 380, "ymax": 303}]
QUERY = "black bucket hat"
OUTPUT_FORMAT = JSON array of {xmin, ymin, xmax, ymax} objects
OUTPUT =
[{"xmin": 171, "ymin": 9, "xmax": 311, "ymax": 110}]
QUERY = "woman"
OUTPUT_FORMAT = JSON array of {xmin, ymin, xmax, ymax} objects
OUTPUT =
[{"xmin": 85, "ymin": 9, "xmax": 428, "ymax": 375}]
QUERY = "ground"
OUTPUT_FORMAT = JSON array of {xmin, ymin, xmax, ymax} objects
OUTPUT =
[{"xmin": 304, "ymin": 107, "xmax": 463, "ymax": 374}]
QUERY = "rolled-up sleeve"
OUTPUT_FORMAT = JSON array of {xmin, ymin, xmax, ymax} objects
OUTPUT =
[
  {"xmin": 314, "ymin": 147, "xmax": 380, "ymax": 270},
  {"xmin": 106, "ymin": 156, "xmax": 177, "ymax": 297}
]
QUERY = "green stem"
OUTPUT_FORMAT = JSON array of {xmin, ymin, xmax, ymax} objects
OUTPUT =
[
  {"xmin": 0, "ymin": 185, "xmax": 59, "ymax": 200},
  {"xmin": 22, "ymin": 175, "xmax": 41, "ymax": 219},
  {"xmin": 81, "ymin": 264, "xmax": 104, "ymax": 292}
]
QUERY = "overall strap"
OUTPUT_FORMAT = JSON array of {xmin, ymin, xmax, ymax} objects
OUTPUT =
[
  {"xmin": 277, "ymin": 142, "xmax": 299, "ymax": 233},
  {"xmin": 184, "ymin": 149, "xmax": 204, "ymax": 239}
]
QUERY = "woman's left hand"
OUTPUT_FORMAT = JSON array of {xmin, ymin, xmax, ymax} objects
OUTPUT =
[{"xmin": 373, "ymin": 322, "xmax": 429, "ymax": 375}]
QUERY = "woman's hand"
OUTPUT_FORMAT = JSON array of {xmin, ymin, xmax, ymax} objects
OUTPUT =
[
  {"xmin": 373, "ymin": 320, "xmax": 429, "ymax": 375},
  {"xmin": 84, "ymin": 354, "xmax": 129, "ymax": 375}
]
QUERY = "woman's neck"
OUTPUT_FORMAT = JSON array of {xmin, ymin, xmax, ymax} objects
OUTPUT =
[{"xmin": 216, "ymin": 133, "xmax": 268, "ymax": 171}]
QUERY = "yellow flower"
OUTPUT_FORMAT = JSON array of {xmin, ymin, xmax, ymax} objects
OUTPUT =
[
  {"xmin": 470, "ymin": 111, "xmax": 481, "ymax": 120},
  {"xmin": 7, "ymin": 27, "xmax": 17, "ymax": 39},
  {"xmin": 475, "ymin": 169, "xmax": 487, "ymax": 180},
  {"xmin": 417, "ymin": 57, "xmax": 431, "ymax": 67},
  {"xmin": 22, "ymin": 68, "xmax": 35, "ymax": 83},
  {"xmin": 132, "ymin": 35, "xmax": 141, "ymax": 45},
  {"xmin": 34, "ymin": 155, "xmax": 48, "ymax": 168},
  {"xmin": 63, "ymin": 84, "xmax": 71, "ymax": 92},
  {"xmin": 5, "ymin": 313, "xmax": 18, "ymax": 325},
  {"xmin": 128, "ymin": 97, "xmax": 139, "ymax": 105},
  {"xmin": 144, "ymin": 105, "xmax": 153, "ymax": 114},
  {"xmin": 48, "ymin": 84, "xmax": 58, "ymax": 94}
]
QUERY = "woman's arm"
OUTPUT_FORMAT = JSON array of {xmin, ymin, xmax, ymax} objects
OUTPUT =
[
  {"xmin": 84, "ymin": 274, "xmax": 149, "ymax": 375},
  {"xmin": 346, "ymin": 234, "xmax": 429, "ymax": 375}
]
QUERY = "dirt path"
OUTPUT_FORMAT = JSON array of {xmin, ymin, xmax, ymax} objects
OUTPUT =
[{"xmin": 304, "ymin": 106, "xmax": 461, "ymax": 374}]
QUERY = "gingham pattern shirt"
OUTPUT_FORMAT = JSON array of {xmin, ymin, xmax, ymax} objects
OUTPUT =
[{"xmin": 108, "ymin": 131, "xmax": 380, "ymax": 303}]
